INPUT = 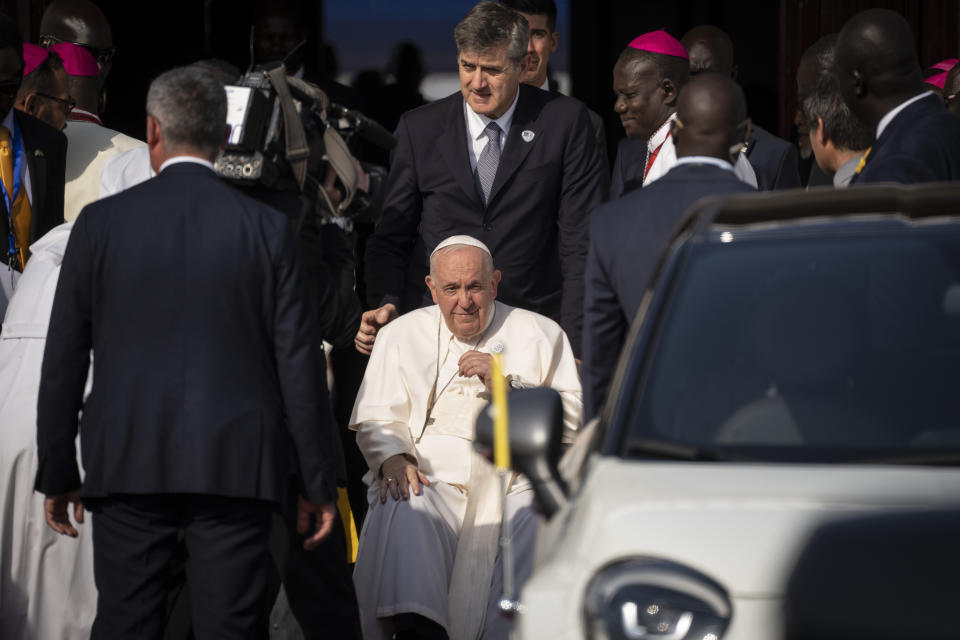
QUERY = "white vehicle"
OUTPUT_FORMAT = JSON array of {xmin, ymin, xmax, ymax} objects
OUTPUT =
[{"xmin": 481, "ymin": 185, "xmax": 960, "ymax": 640}]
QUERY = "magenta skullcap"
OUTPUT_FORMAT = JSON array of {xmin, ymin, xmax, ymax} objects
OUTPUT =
[
  {"xmin": 926, "ymin": 71, "xmax": 948, "ymax": 89},
  {"xmin": 49, "ymin": 42, "xmax": 99, "ymax": 77},
  {"xmin": 628, "ymin": 30, "xmax": 688, "ymax": 59},
  {"xmin": 930, "ymin": 58, "xmax": 959, "ymax": 72},
  {"xmin": 23, "ymin": 43, "xmax": 49, "ymax": 76}
]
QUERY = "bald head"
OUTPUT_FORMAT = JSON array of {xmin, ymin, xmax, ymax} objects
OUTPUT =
[
  {"xmin": 673, "ymin": 72, "xmax": 747, "ymax": 160},
  {"xmin": 40, "ymin": 0, "xmax": 113, "ymax": 80},
  {"xmin": 834, "ymin": 9, "xmax": 923, "ymax": 127},
  {"xmin": 681, "ymin": 25, "xmax": 735, "ymax": 77},
  {"xmin": 40, "ymin": 0, "xmax": 112, "ymax": 49}
]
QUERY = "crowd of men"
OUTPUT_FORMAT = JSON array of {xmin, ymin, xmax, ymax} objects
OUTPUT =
[{"xmin": 2, "ymin": 0, "xmax": 960, "ymax": 639}]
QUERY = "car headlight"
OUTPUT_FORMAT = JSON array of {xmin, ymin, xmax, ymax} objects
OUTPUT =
[{"xmin": 584, "ymin": 558, "xmax": 732, "ymax": 640}]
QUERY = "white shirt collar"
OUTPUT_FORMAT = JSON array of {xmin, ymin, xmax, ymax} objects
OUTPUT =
[
  {"xmin": 69, "ymin": 107, "xmax": 103, "ymax": 125},
  {"xmin": 538, "ymin": 78, "xmax": 549, "ymax": 91},
  {"xmin": 158, "ymin": 156, "xmax": 216, "ymax": 173},
  {"xmin": 876, "ymin": 90, "xmax": 935, "ymax": 139},
  {"xmin": 2, "ymin": 108, "xmax": 14, "ymax": 132},
  {"xmin": 833, "ymin": 155, "xmax": 861, "ymax": 188},
  {"xmin": 648, "ymin": 112, "xmax": 677, "ymax": 152},
  {"xmin": 465, "ymin": 88, "xmax": 520, "ymax": 143},
  {"xmin": 674, "ymin": 156, "xmax": 734, "ymax": 172}
]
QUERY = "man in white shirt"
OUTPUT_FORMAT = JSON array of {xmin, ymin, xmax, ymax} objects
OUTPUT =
[{"xmin": 351, "ymin": 235, "xmax": 582, "ymax": 640}]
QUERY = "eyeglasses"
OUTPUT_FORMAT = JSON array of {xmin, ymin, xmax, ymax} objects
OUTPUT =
[
  {"xmin": 38, "ymin": 34, "xmax": 117, "ymax": 67},
  {"xmin": 34, "ymin": 92, "xmax": 76, "ymax": 115}
]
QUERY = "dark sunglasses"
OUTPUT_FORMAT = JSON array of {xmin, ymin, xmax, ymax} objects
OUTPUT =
[
  {"xmin": 34, "ymin": 92, "xmax": 76, "ymax": 115},
  {"xmin": 38, "ymin": 34, "xmax": 117, "ymax": 66}
]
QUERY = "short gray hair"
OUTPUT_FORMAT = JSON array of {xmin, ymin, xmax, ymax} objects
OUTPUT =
[
  {"xmin": 146, "ymin": 65, "xmax": 227, "ymax": 156},
  {"xmin": 429, "ymin": 244, "xmax": 495, "ymax": 279},
  {"xmin": 801, "ymin": 42, "xmax": 873, "ymax": 153},
  {"xmin": 455, "ymin": 1, "xmax": 529, "ymax": 69}
]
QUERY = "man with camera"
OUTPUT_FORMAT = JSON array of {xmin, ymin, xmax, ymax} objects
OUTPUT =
[{"xmin": 36, "ymin": 65, "xmax": 338, "ymax": 638}]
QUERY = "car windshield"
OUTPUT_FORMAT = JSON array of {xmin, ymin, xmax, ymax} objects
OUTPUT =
[{"xmin": 626, "ymin": 228, "xmax": 960, "ymax": 463}]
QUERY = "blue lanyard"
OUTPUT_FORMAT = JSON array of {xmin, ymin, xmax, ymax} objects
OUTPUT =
[{"xmin": 3, "ymin": 119, "xmax": 23, "ymax": 266}]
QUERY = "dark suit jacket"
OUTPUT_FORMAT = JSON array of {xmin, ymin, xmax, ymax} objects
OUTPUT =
[
  {"xmin": 0, "ymin": 110, "xmax": 67, "ymax": 265},
  {"xmin": 583, "ymin": 162, "xmax": 756, "ymax": 420},
  {"xmin": 853, "ymin": 93, "xmax": 960, "ymax": 184},
  {"xmin": 35, "ymin": 162, "xmax": 337, "ymax": 506},
  {"xmin": 609, "ymin": 123, "xmax": 799, "ymax": 199},
  {"xmin": 747, "ymin": 124, "xmax": 801, "ymax": 190},
  {"xmin": 365, "ymin": 84, "xmax": 606, "ymax": 354}
]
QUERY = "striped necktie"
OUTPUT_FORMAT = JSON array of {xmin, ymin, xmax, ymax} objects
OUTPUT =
[{"xmin": 476, "ymin": 122, "xmax": 502, "ymax": 205}]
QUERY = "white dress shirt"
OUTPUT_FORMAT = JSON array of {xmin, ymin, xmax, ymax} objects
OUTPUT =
[
  {"xmin": 158, "ymin": 155, "xmax": 216, "ymax": 173},
  {"xmin": 674, "ymin": 155, "xmax": 735, "ymax": 171},
  {"xmin": 464, "ymin": 89, "xmax": 520, "ymax": 173}
]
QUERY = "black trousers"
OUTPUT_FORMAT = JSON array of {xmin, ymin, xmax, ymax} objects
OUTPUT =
[
  {"xmin": 87, "ymin": 494, "xmax": 273, "ymax": 640},
  {"xmin": 330, "ymin": 344, "xmax": 370, "ymax": 527},
  {"xmin": 276, "ymin": 478, "xmax": 362, "ymax": 639}
]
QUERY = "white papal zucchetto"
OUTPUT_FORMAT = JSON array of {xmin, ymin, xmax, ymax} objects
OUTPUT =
[{"xmin": 430, "ymin": 235, "xmax": 492, "ymax": 258}]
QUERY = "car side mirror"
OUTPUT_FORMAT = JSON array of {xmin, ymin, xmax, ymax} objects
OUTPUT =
[{"xmin": 475, "ymin": 387, "xmax": 569, "ymax": 518}]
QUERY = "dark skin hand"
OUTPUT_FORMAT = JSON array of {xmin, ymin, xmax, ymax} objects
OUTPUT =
[{"xmin": 44, "ymin": 490, "xmax": 84, "ymax": 537}]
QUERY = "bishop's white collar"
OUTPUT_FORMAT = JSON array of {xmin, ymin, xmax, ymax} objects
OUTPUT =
[{"xmin": 648, "ymin": 112, "xmax": 677, "ymax": 152}]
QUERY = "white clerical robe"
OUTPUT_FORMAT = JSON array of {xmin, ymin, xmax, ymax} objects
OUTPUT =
[
  {"xmin": 643, "ymin": 114, "xmax": 758, "ymax": 189},
  {"xmin": 0, "ymin": 223, "xmax": 97, "ymax": 639},
  {"xmin": 349, "ymin": 302, "xmax": 582, "ymax": 640},
  {"xmin": 98, "ymin": 145, "xmax": 154, "ymax": 199},
  {"xmin": 64, "ymin": 118, "xmax": 145, "ymax": 221}
]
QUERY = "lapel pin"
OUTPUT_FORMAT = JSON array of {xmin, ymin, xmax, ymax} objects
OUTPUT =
[
  {"xmin": 34, "ymin": 149, "xmax": 43, "ymax": 157},
  {"xmin": 521, "ymin": 130, "xmax": 535, "ymax": 143},
  {"xmin": 491, "ymin": 341, "xmax": 505, "ymax": 353}
]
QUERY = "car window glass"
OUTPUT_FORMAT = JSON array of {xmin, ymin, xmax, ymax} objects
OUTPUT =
[{"xmin": 630, "ymin": 232, "xmax": 960, "ymax": 458}]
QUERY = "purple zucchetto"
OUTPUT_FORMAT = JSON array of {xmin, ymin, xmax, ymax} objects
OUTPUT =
[{"xmin": 628, "ymin": 30, "xmax": 688, "ymax": 59}]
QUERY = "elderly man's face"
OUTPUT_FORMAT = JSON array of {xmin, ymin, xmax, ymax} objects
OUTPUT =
[
  {"xmin": 613, "ymin": 56, "xmax": 671, "ymax": 140},
  {"xmin": 459, "ymin": 46, "xmax": 522, "ymax": 119},
  {"xmin": 426, "ymin": 246, "xmax": 501, "ymax": 340}
]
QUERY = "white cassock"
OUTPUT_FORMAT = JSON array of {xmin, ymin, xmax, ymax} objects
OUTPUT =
[
  {"xmin": 98, "ymin": 145, "xmax": 154, "ymax": 199},
  {"xmin": 350, "ymin": 301, "xmax": 582, "ymax": 640},
  {"xmin": 63, "ymin": 115, "xmax": 145, "ymax": 221},
  {"xmin": 0, "ymin": 223, "xmax": 97, "ymax": 639}
]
